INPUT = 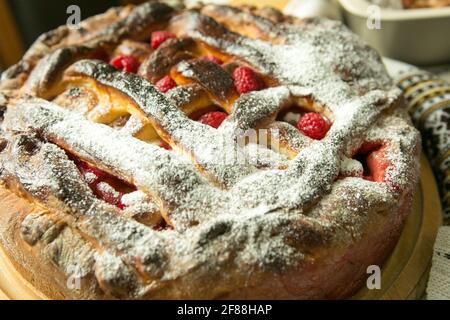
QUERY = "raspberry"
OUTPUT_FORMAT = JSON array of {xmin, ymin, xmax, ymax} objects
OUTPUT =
[
  {"xmin": 198, "ymin": 111, "xmax": 228, "ymax": 129},
  {"xmin": 232, "ymin": 66, "xmax": 262, "ymax": 94},
  {"xmin": 201, "ymin": 55, "xmax": 223, "ymax": 65},
  {"xmin": 151, "ymin": 31, "xmax": 176, "ymax": 49},
  {"xmin": 109, "ymin": 55, "xmax": 140, "ymax": 73},
  {"xmin": 156, "ymin": 76, "xmax": 177, "ymax": 93},
  {"xmin": 297, "ymin": 112, "xmax": 330, "ymax": 140}
]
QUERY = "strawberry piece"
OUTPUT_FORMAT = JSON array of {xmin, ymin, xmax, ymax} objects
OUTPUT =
[
  {"xmin": 151, "ymin": 31, "xmax": 176, "ymax": 49},
  {"xmin": 232, "ymin": 66, "xmax": 262, "ymax": 94},
  {"xmin": 156, "ymin": 75, "xmax": 177, "ymax": 93},
  {"xmin": 109, "ymin": 55, "xmax": 140, "ymax": 73},
  {"xmin": 201, "ymin": 55, "xmax": 223, "ymax": 65},
  {"xmin": 198, "ymin": 111, "xmax": 228, "ymax": 129},
  {"xmin": 297, "ymin": 112, "xmax": 330, "ymax": 140}
]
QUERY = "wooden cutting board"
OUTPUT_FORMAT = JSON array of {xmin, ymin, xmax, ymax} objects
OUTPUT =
[{"xmin": 0, "ymin": 155, "xmax": 442, "ymax": 300}]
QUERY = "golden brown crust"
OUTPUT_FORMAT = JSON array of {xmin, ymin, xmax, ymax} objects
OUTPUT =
[
  {"xmin": 0, "ymin": 1, "xmax": 421, "ymax": 299},
  {"xmin": 0, "ymin": 182, "xmax": 414, "ymax": 299},
  {"xmin": 0, "ymin": 187, "xmax": 101, "ymax": 299}
]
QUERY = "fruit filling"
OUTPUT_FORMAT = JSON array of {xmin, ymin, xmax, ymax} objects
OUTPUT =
[
  {"xmin": 151, "ymin": 31, "xmax": 176, "ymax": 49},
  {"xmin": 156, "ymin": 75, "xmax": 177, "ymax": 93},
  {"xmin": 278, "ymin": 107, "xmax": 331, "ymax": 140},
  {"xmin": 232, "ymin": 66, "xmax": 263, "ymax": 94},
  {"xmin": 353, "ymin": 142, "xmax": 391, "ymax": 182},
  {"xmin": 72, "ymin": 156, "xmax": 136, "ymax": 209},
  {"xmin": 297, "ymin": 112, "xmax": 330, "ymax": 140},
  {"xmin": 197, "ymin": 111, "xmax": 228, "ymax": 128},
  {"xmin": 109, "ymin": 55, "xmax": 140, "ymax": 73}
]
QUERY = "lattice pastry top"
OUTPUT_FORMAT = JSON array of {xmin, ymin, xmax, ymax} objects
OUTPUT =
[{"xmin": 0, "ymin": 2, "xmax": 420, "ymax": 299}]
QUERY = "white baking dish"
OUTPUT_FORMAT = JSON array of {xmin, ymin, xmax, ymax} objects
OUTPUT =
[{"xmin": 338, "ymin": 0, "xmax": 450, "ymax": 65}]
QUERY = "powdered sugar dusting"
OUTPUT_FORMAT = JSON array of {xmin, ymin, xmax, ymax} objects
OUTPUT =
[{"xmin": 0, "ymin": 2, "xmax": 420, "ymax": 299}]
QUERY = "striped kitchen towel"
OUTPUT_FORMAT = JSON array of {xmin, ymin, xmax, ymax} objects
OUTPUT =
[{"xmin": 392, "ymin": 64, "xmax": 450, "ymax": 224}]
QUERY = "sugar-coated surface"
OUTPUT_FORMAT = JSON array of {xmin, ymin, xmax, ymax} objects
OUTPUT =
[{"xmin": 0, "ymin": 2, "xmax": 421, "ymax": 299}]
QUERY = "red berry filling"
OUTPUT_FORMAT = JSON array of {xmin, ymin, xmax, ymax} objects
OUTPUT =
[
  {"xmin": 232, "ymin": 66, "xmax": 262, "ymax": 94},
  {"xmin": 159, "ymin": 142, "xmax": 172, "ymax": 150},
  {"xmin": 151, "ymin": 31, "xmax": 176, "ymax": 49},
  {"xmin": 198, "ymin": 111, "xmax": 228, "ymax": 129},
  {"xmin": 76, "ymin": 161, "xmax": 106, "ymax": 184},
  {"xmin": 297, "ymin": 112, "xmax": 330, "ymax": 140},
  {"xmin": 74, "ymin": 158, "xmax": 136, "ymax": 209},
  {"xmin": 156, "ymin": 75, "xmax": 177, "ymax": 93},
  {"xmin": 153, "ymin": 219, "xmax": 173, "ymax": 231},
  {"xmin": 95, "ymin": 183, "xmax": 125, "ymax": 208},
  {"xmin": 91, "ymin": 50, "xmax": 110, "ymax": 62},
  {"xmin": 110, "ymin": 55, "xmax": 140, "ymax": 73},
  {"xmin": 353, "ymin": 142, "xmax": 391, "ymax": 182},
  {"xmin": 365, "ymin": 147, "xmax": 390, "ymax": 182},
  {"xmin": 201, "ymin": 55, "xmax": 223, "ymax": 65}
]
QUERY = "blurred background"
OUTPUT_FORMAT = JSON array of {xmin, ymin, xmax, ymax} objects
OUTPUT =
[
  {"xmin": 1, "ymin": 0, "xmax": 449, "ymax": 71},
  {"xmin": 0, "ymin": 0, "xmax": 148, "ymax": 70}
]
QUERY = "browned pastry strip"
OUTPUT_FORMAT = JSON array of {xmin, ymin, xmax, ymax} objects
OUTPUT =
[
  {"xmin": 23, "ymin": 46, "xmax": 96, "ymax": 98},
  {"xmin": 138, "ymin": 38, "xmax": 197, "ymax": 83},
  {"xmin": 200, "ymin": 4, "xmax": 285, "ymax": 41},
  {"xmin": 53, "ymin": 86, "xmax": 99, "ymax": 115},
  {"xmin": 266, "ymin": 121, "xmax": 313, "ymax": 159},
  {"xmin": 166, "ymin": 84, "xmax": 217, "ymax": 116},
  {"xmin": 173, "ymin": 59, "xmax": 239, "ymax": 112},
  {"xmin": 19, "ymin": 210, "xmax": 109, "ymax": 299},
  {"xmin": 64, "ymin": 60, "xmax": 256, "ymax": 188}
]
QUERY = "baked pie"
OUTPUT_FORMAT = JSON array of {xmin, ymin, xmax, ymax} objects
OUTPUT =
[{"xmin": 0, "ymin": 2, "xmax": 420, "ymax": 299}]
